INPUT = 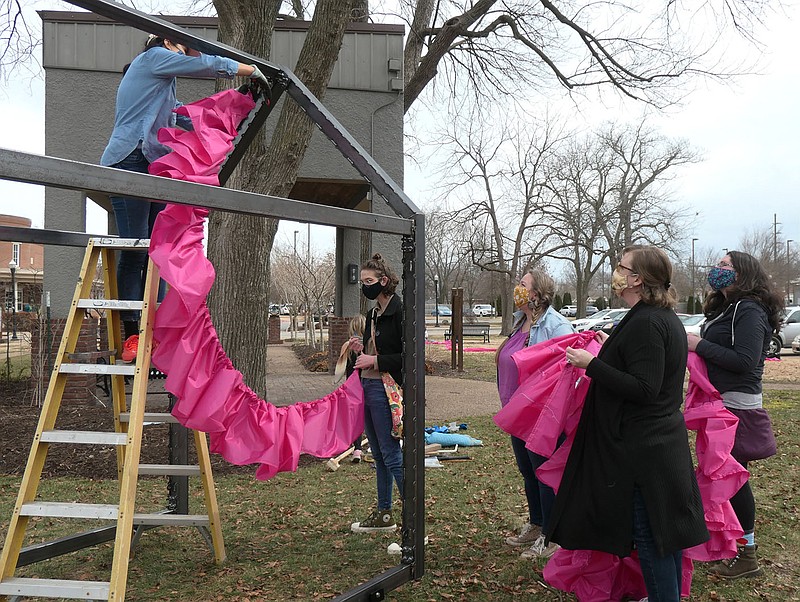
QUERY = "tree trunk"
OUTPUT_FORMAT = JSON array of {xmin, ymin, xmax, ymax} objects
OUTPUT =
[{"xmin": 208, "ymin": 0, "xmax": 357, "ymax": 397}]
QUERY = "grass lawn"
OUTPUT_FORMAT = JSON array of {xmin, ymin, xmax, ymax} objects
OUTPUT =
[{"xmin": 1, "ymin": 393, "xmax": 799, "ymax": 601}]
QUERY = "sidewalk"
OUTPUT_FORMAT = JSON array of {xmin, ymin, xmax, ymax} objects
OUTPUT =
[{"xmin": 265, "ymin": 345, "xmax": 499, "ymax": 420}]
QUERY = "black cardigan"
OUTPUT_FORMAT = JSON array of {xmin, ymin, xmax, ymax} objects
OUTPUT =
[
  {"xmin": 547, "ymin": 301, "xmax": 709, "ymax": 557},
  {"xmin": 362, "ymin": 294, "xmax": 404, "ymax": 386}
]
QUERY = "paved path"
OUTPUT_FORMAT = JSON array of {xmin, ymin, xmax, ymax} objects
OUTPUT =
[{"xmin": 265, "ymin": 345, "xmax": 499, "ymax": 420}]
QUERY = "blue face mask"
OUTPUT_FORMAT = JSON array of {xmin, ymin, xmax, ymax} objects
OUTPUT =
[{"xmin": 707, "ymin": 267, "xmax": 736, "ymax": 291}]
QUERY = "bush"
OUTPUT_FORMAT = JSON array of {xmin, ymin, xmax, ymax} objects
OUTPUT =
[
  {"xmin": 563, "ymin": 292, "xmax": 573, "ymax": 306},
  {"xmin": 553, "ymin": 294, "xmax": 562, "ymax": 311}
]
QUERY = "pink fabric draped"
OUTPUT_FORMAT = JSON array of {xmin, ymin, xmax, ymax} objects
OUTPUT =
[
  {"xmin": 494, "ymin": 332, "xmax": 746, "ymax": 601},
  {"xmin": 146, "ymin": 89, "xmax": 364, "ymax": 480}
]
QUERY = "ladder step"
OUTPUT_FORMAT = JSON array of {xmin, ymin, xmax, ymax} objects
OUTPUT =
[
  {"xmin": 21, "ymin": 502, "xmax": 119, "ymax": 520},
  {"xmin": 91, "ymin": 237, "xmax": 150, "ymax": 249},
  {"xmin": 120, "ymin": 412, "xmax": 179, "ymax": 423},
  {"xmin": 138, "ymin": 464, "xmax": 201, "ymax": 476},
  {"xmin": 132, "ymin": 513, "xmax": 210, "ymax": 527},
  {"xmin": 59, "ymin": 363, "xmax": 135, "ymax": 375},
  {"xmin": 77, "ymin": 299, "xmax": 144, "ymax": 311},
  {"xmin": 0, "ymin": 577, "xmax": 110, "ymax": 600},
  {"xmin": 40, "ymin": 430, "xmax": 128, "ymax": 445}
]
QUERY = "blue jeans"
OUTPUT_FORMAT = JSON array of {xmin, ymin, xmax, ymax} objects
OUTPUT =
[
  {"xmin": 109, "ymin": 147, "xmax": 166, "ymax": 322},
  {"xmin": 511, "ymin": 435, "xmax": 559, "ymax": 531},
  {"xmin": 362, "ymin": 377, "xmax": 403, "ymax": 510},
  {"xmin": 633, "ymin": 487, "xmax": 682, "ymax": 602}
]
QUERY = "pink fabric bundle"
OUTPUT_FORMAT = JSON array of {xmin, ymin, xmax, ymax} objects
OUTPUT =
[
  {"xmin": 147, "ymin": 89, "xmax": 364, "ymax": 480},
  {"xmin": 494, "ymin": 332, "xmax": 747, "ymax": 600}
]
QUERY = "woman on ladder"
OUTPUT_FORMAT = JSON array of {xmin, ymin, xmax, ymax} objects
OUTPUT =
[{"xmin": 100, "ymin": 34, "xmax": 267, "ymax": 362}]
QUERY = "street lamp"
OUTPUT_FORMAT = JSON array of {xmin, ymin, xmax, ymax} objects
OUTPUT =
[
  {"xmin": 8, "ymin": 260, "xmax": 17, "ymax": 340},
  {"xmin": 691, "ymin": 238, "xmax": 699, "ymax": 314},
  {"xmin": 293, "ymin": 230, "xmax": 299, "ymax": 256},
  {"xmin": 433, "ymin": 275, "xmax": 440, "ymax": 328},
  {"xmin": 787, "ymin": 239, "xmax": 794, "ymax": 304}
]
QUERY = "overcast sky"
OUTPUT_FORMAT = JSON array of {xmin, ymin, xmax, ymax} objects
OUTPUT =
[{"xmin": 0, "ymin": 3, "xmax": 798, "ymax": 268}]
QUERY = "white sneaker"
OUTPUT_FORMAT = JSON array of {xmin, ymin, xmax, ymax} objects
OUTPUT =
[
  {"xmin": 505, "ymin": 522, "xmax": 541, "ymax": 547},
  {"xmin": 520, "ymin": 534, "xmax": 560, "ymax": 559}
]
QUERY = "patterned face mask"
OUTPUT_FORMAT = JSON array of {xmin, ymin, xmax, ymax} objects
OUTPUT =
[
  {"xmin": 610, "ymin": 268, "xmax": 629, "ymax": 294},
  {"xmin": 514, "ymin": 285, "xmax": 530, "ymax": 308},
  {"xmin": 707, "ymin": 267, "xmax": 736, "ymax": 291}
]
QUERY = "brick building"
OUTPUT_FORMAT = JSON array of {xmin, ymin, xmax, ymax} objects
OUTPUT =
[{"xmin": 0, "ymin": 214, "xmax": 45, "ymax": 312}]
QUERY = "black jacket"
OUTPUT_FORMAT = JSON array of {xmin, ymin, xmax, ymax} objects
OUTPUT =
[
  {"xmin": 695, "ymin": 299, "xmax": 770, "ymax": 395},
  {"xmin": 363, "ymin": 294, "xmax": 404, "ymax": 386},
  {"xmin": 547, "ymin": 301, "xmax": 709, "ymax": 557}
]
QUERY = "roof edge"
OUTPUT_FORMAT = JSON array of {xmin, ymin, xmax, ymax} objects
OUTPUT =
[{"xmin": 38, "ymin": 11, "xmax": 405, "ymax": 34}]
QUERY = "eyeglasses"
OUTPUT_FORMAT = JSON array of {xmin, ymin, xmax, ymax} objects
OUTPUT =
[
  {"xmin": 358, "ymin": 277, "xmax": 381, "ymax": 287},
  {"xmin": 617, "ymin": 263, "xmax": 638, "ymax": 275},
  {"xmin": 716, "ymin": 261, "xmax": 734, "ymax": 269}
]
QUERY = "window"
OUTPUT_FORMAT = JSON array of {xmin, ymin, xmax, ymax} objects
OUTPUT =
[{"xmin": 12, "ymin": 242, "xmax": 20, "ymax": 267}]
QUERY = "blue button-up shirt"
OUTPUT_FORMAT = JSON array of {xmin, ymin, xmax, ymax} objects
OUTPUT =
[
  {"xmin": 510, "ymin": 305, "xmax": 575, "ymax": 347},
  {"xmin": 101, "ymin": 47, "xmax": 239, "ymax": 166}
]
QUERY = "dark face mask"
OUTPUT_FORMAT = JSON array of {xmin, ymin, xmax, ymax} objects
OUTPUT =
[{"xmin": 361, "ymin": 281, "xmax": 384, "ymax": 300}]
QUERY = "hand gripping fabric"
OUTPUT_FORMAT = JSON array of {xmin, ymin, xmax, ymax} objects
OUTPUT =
[{"xmin": 147, "ymin": 89, "xmax": 364, "ymax": 480}]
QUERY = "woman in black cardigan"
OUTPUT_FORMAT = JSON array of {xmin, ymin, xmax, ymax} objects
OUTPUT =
[
  {"xmin": 348, "ymin": 254, "xmax": 404, "ymax": 533},
  {"xmin": 552, "ymin": 245, "xmax": 708, "ymax": 602}
]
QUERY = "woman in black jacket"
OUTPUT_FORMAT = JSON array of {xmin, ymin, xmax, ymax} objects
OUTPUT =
[
  {"xmin": 553, "ymin": 245, "xmax": 708, "ymax": 602},
  {"xmin": 688, "ymin": 251, "xmax": 782, "ymax": 578},
  {"xmin": 348, "ymin": 254, "xmax": 404, "ymax": 533}
]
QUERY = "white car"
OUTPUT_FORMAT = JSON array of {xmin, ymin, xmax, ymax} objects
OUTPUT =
[
  {"xmin": 560, "ymin": 305, "xmax": 577, "ymax": 317},
  {"xmin": 792, "ymin": 333, "xmax": 800, "ymax": 354},
  {"xmin": 677, "ymin": 314, "xmax": 706, "ymax": 336},
  {"xmin": 472, "ymin": 304, "xmax": 495, "ymax": 317},
  {"xmin": 770, "ymin": 306, "xmax": 800, "ymax": 356},
  {"xmin": 572, "ymin": 308, "xmax": 629, "ymax": 332}
]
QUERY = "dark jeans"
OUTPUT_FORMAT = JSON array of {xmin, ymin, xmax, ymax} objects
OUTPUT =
[
  {"xmin": 362, "ymin": 377, "xmax": 403, "ymax": 510},
  {"xmin": 109, "ymin": 147, "xmax": 166, "ymax": 323},
  {"xmin": 633, "ymin": 487, "xmax": 682, "ymax": 602},
  {"xmin": 511, "ymin": 435, "xmax": 558, "ymax": 529}
]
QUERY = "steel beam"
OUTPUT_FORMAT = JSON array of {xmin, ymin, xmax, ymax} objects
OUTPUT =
[
  {"xmin": 0, "ymin": 226, "xmax": 93, "ymax": 248},
  {"xmin": 0, "ymin": 148, "xmax": 411, "ymax": 236}
]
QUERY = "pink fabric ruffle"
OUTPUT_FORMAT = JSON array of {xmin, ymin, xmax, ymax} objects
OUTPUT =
[
  {"xmin": 147, "ymin": 89, "xmax": 364, "ymax": 481},
  {"xmin": 494, "ymin": 332, "xmax": 746, "ymax": 600}
]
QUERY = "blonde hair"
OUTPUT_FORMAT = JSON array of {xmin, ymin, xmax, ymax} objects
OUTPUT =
[{"xmin": 348, "ymin": 314, "xmax": 366, "ymax": 338}]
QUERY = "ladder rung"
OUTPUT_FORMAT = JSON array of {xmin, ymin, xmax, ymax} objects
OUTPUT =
[
  {"xmin": 138, "ymin": 464, "xmax": 201, "ymax": 476},
  {"xmin": 90, "ymin": 237, "xmax": 150, "ymax": 248},
  {"xmin": 40, "ymin": 430, "xmax": 128, "ymax": 445},
  {"xmin": 59, "ymin": 363, "xmax": 135, "ymax": 375},
  {"xmin": 0, "ymin": 577, "xmax": 110, "ymax": 600},
  {"xmin": 77, "ymin": 299, "xmax": 144, "ymax": 310},
  {"xmin": 132, "ymin": 513, "xmax": 210, "ymax": 527},
  {"xmin": 120, "ymin": 412, "xmax": 179, "ymax": 424},
  {"xmin": 20, "ymin": 502, "xmax": 119, "ymax": 520}
]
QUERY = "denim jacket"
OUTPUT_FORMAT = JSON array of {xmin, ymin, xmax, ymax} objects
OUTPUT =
[
  {"xmin": 101, "ymin": 47, "xmax": 239, "ymax": 166},
  {"xmin": 510, "ymin": 305, "xmax": 575, "ymax": 348}
]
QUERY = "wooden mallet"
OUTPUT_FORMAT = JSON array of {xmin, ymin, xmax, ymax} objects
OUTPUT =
[{"xmin": 326, "ymin": 446, "xmax": 355, "ymax": 472}]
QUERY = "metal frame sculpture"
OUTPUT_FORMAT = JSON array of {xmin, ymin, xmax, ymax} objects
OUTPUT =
[{"xmin": 0, "ymin": 1, "xmax": 425, "ymax": 600}]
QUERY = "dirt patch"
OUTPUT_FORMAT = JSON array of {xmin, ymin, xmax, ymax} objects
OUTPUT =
[
  {"xmin": 292, "ymin": 344, "xmax": 329, "ymax": 372},
  {"xmin": 763, "ymin": 353, "xmax": 800, "ymax": 383}
]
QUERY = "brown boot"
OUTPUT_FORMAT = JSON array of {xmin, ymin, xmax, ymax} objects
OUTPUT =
[{"xmin": 708, "ymin": 544, "xmax": 762, "ymax": 579}]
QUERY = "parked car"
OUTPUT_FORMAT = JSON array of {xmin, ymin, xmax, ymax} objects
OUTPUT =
[
  {"xmin": 589, "ymin": 309, "xmax": 629, "ymax": 331},
  {"xmin": 792, "ymin": 333, "xmax": 800, "ymax": 354},
  {"xmin": 269, "ymin": 304, "xmax": 280, "ymax": 315},
  {"xmin": 472, "ymin": 304, "xmax": 495, "ymax": 317},
  {"xmin": 560, "ymin": 305, "xmax": 578, "ymax": 317},
  {"xmin": 431, "ymin": 304, "xmax": 452, "ymax": 317},
  {"xmin": 769, "ymin": 306, "xmax": 800, "ymax": 356},
  {"xmin": 280, "ymin": 303, "xmax": 293, "ymax": 315},
  {"xmin": 572, "ymin": 308, "xmax": 629, "ymax": 332},
  {"xmin": 677, "ymin": 313, "xmax": 706, "ymax": 336},
  {"xmin": 585, "ymin": 305, "xmax": 599, "ymax": 316}
]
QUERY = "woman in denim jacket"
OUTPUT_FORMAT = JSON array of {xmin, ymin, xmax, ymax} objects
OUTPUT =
[{"xmin": 498, "ymin": 269, "xmax": 574, "ymax": 559}]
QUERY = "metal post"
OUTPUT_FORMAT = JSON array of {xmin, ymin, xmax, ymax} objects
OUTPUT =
[
  {"xmin": 8, "ymin": 260, "xmax": 17, "ymax": 340},
  {"xmin": 787, "ymin": 239, "xmax": 794, "ymax": 304},
  {"xmin": 433, "ymin": 275, "xmax": 439, "ymax": 328},
  {"xmin": 691, "ymin": 238, "xmax": 698, "ymax": 313},
  {"xmin": 293, "ymin": 230, "xmax": 299, "ymax": 256}
]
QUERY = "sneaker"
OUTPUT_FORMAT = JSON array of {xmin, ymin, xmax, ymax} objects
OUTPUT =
[
  {"xmin": 351, "ymin": 509, "xmax": 396, "ymax": 533},
  {"xmin": 505, "ymin": 522, "xmax": 542, "ymax": 547},
  {"xmin": 121, "ymin": 335, "xmax": 139, "ymax": 363},
  {"xmin": 351, "ymin": 450, "xmax": 362, "ymax": 463},
  {"xmin": 520, "ymin": 534, "xmax": 560, "ymax": 559}
]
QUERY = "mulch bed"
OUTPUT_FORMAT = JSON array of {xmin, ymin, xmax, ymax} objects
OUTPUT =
[
  {"xmin": 0, "ymin": 378, "xmax": 317, "ymax": 479},
  {"xmin": 292, "ymin": 344, "xmax": 329, "ymax": 372}
]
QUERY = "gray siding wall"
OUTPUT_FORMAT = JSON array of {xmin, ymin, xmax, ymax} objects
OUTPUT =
[{"xmin": 43, "ymin": 17, "xmax": 405, "ymax": 317}]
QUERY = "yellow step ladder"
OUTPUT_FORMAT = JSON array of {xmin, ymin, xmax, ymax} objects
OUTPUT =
[{"xmin": 0, "ymin": 237, "xmax": 225, "ymax": 601}]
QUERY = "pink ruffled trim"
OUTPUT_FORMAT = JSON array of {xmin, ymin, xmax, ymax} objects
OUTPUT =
[
  {"xmin": 494, "ymin": 332, "xmax": 747, "ymax": 600},
  {"xmin": 146, "ymin": 89, "xmax": 364, "ymax": 481}
]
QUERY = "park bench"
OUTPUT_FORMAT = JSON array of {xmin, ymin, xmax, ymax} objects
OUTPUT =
[{"xmin": 444, "ymin": 322, "xmax": 491, "ymax": 344}]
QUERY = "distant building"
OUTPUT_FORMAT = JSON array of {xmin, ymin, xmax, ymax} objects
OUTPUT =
[{"xmin": 0, "ymin": 215, "xmax": 45, "ymax": 312}]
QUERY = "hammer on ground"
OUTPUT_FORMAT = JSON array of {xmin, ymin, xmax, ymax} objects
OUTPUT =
[{"xmin": 326, "ymin": 446, "xmax": 355, "ymax": 472}]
